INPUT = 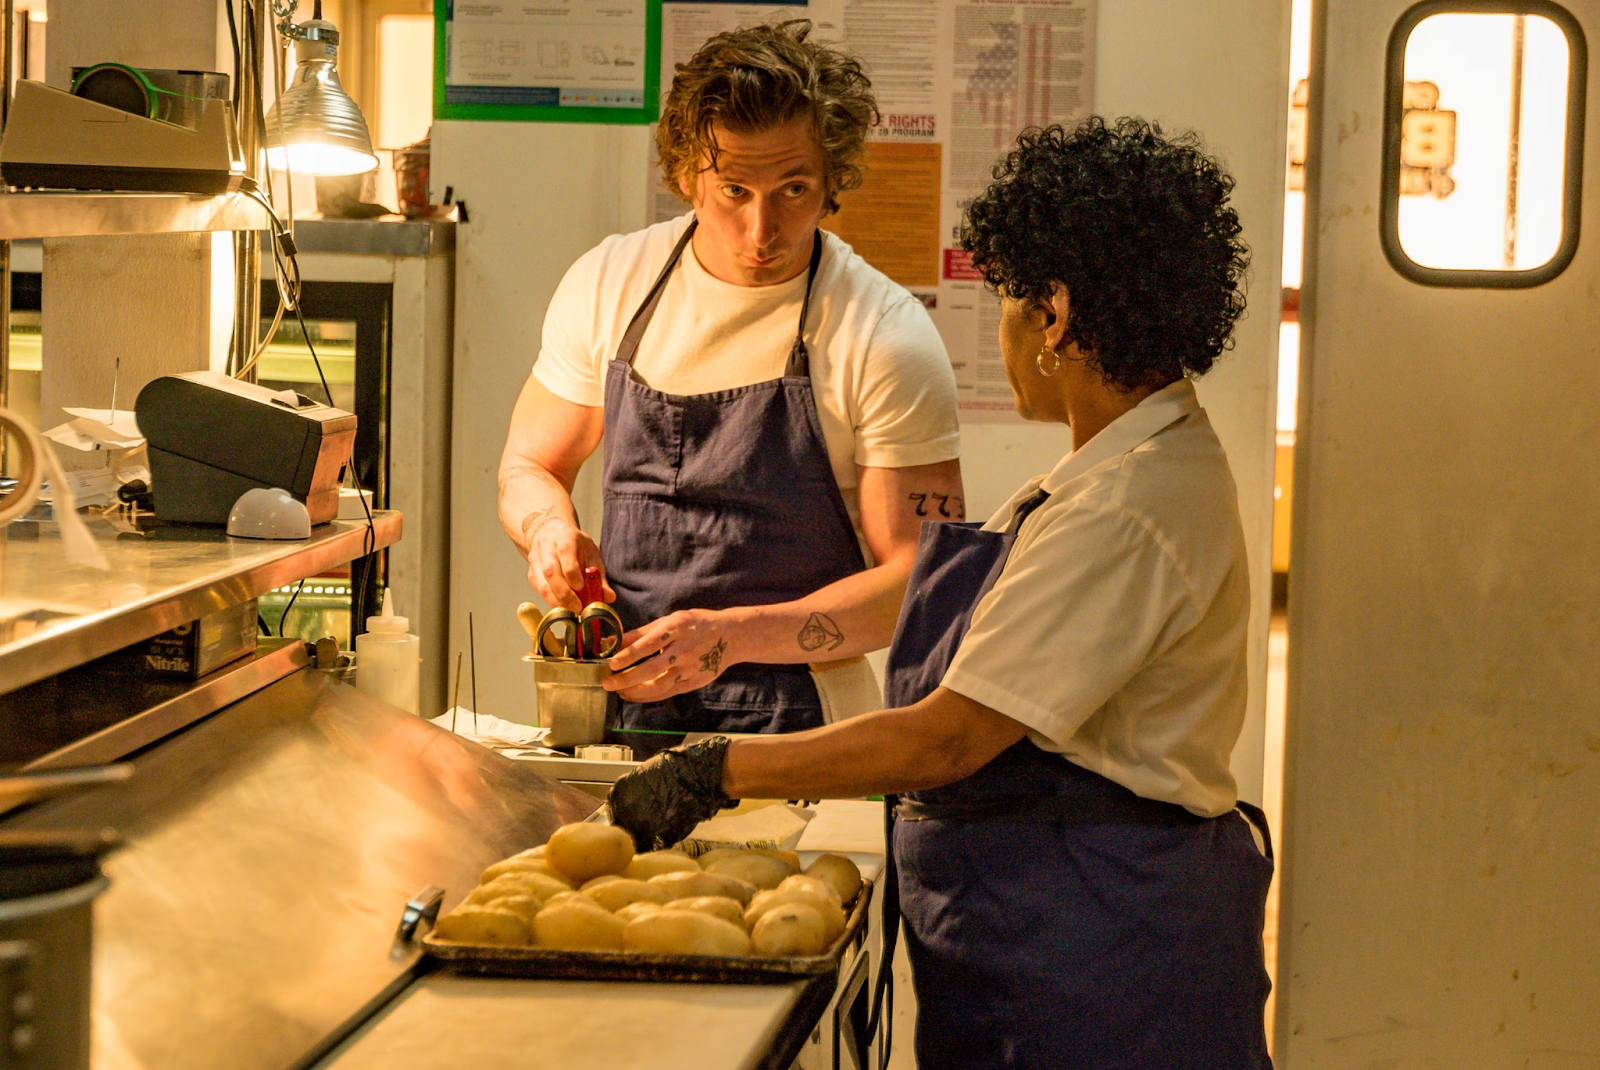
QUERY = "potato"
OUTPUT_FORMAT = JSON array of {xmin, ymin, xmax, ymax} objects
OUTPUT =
[
  {"xmin": 580, "ymin": 874, "xmax": 624, "ymax": 891},
  {"xmin": 745, "ymin": 888, "xmax": 846, "ymax": 944},
  {"xmin": 480, "ymin": 858, "xmax": 573, "ymax": 886},
  {"xmin": 648, "ymin": 870, "xmax": 755, "ymax": 906},
  {"xmin": 751, "ymin": 903, "xmax": 827, "ymax": 957},
  {"xmin": 546, "ymin": 823, "xmax": 636, "ymax": 884},
  {"xmin": 704, "ymin": 853, "xmax": 794, "ymax": 891},
  {"xmin": 487, "ymin": 894, "xmax": 545, "ymax": 927},
  {"xmin": 623, "ymin": 851, "xmax": 702, "ymax": 881},
  {"xmin": 533, "ymin": 898, "xmax": 626, "ymax": 951},
  {"xmin": 433, "ymin": 906, "xmax": 531, "ymax": 946},
  {"xmin": 778, "ymin": 874, "xmax": 843, "ymax": 908},
  {"xmin": 702, "ymin": 872, "xmax": 757, "ymax": 905},
  {"xmin": 623, "ymin": 909, "xmax": 752, "ymax": 957},
  {"xmin": 465, "ymin": 871, "xmax": 574, "ymax": 907},
  {"xmin": 698, "ymin": 847, "xmax": 801, "ymax": 873},
  {"xmin": 542, "ymin": 891, "xmax": 594, "ymax": 908},
  {"xmin": 804, "ymin": 854, "xmax": 863, "ymax": 906},
  {"xmin": 666, "ymin": 895, "xmax": 749, "ymax": 930},
  {"xmin": 615, "ymin": 901, "xmax": 666, "ymax": 923},
  {"xmin": 584, "ymin": 878, "xmax": 674, "ymax": 913}
]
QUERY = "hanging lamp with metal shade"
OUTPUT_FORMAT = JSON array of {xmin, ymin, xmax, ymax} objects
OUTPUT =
[{"xmin": 264, "ymin": 5, "xmax": 377, "ymax": 177}]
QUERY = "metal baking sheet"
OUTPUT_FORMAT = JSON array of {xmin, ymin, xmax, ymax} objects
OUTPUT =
[{"xmin": 422, "ymin": 878, "xmax": 873, "ymax": 984}]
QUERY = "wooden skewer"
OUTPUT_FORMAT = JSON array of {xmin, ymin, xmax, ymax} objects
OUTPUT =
[
  {"xmin": 469, "ymin": 612, "xmax": 479, "ymax": 735},
  {"xmin": 450, "ymin": 651, "xmax": 463, "ymax": 735}
]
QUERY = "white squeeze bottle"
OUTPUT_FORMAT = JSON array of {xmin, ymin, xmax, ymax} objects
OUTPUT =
[{"xmin": 355, "ymin": 589, "xmax": 420, "ymax": 714}]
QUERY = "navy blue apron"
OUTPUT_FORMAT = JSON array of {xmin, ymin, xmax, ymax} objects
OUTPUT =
[
  {"xmin": 869, "ymin": 490, "xmax": 1275, "ymax": 1070},
  {"xmin": 600, "ymin": 221, "xmax": 867, "ymax": 736}
]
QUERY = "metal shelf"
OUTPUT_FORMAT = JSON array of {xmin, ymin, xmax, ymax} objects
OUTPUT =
[
  {"xmin": 0, "ymin": 510, "xmax": 400, "ymax": 697},
  {"xmin": 0, "ymin": 190, "xmax": 270, "ymax": 240}
]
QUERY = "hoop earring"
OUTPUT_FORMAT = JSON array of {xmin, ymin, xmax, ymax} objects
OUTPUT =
[{"xmin": 1036, "ymin": 345, "xmax": 1061, "ymax": 377}]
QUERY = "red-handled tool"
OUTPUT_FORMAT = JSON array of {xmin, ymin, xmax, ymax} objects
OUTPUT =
[{"xmin": 580, "ymin": 566, "xmax": 605, "ymax": 657}]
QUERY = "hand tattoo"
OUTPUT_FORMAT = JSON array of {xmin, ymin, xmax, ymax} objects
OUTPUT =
[
  {"xmin": 699, "ymin": 638, "xmax": 728, "ymax": 675},
  {"xmin": 798, "ymin": 612, "xmax": 846, "ymax": 652}
]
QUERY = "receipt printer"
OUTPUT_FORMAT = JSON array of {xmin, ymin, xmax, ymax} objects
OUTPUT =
[{"xmin": 135, "ymin": 371, "xmax": 356, "ymax": 525}]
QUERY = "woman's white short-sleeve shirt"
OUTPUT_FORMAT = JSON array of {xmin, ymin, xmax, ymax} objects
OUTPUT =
[
  {"xmin": 533, "ymin": 214, "xmax": 961, "ymax": 539},
  {"xmin": 942, "ymin": 379, "xmax": 1250, "ymax": 817}
]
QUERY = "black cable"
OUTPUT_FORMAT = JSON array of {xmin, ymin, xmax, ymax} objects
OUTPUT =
[
  {"xmin": 225, "ymin": 0, "xmax": 241, "ymax": 114},
  {"xmin": 278, "ymin": 578, "xmax": 306, "ymax": 638},
  {"xmin": 258, "ymin": 613, "xmax": 270, "ymax": 636},
  {"xmin": 292, "ymin": 298, "xmax": 381, "ymax": 639},
  {"xmin": 290, "ymin": 297, "xmax": 335, "ymax": 411}
]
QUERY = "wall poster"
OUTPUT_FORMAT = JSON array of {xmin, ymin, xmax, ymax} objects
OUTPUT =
[
  {"xmin": 435, "ymin": 0, "xmax": 664, "ymax": 123},
  {"xmin": 650, "ymin": 0, "xmax": 1096, "ymax": 422}
]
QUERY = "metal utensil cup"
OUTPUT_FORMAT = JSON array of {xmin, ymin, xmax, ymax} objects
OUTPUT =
[{"xmin": 521, "ymin": 655, "xmax": 613, "ymax": 749}]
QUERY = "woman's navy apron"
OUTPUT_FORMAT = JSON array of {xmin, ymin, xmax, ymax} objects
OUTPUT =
[
  {"xmin": 600, "ymin": 220, "xmax": 866, "ymax": 737},
  {"xmin": 869, "ymin": 490, "xmax": 1275, "ymax": 1070}
]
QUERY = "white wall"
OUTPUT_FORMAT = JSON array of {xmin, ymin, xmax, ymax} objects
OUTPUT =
[
  {"xmin": 436, "ymin": 2, "xmax": 1292, "ymax": 785},
  {"xmin": 45, "ymin": 0, "xmax": 232, "ymax": 87},
  {"xmin": 433, "ymin": 122, "xmax": 650, "ymax": 721}
]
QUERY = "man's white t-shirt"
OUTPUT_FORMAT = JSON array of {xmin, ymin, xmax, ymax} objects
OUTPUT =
[
  {"xmin": 942, "ymin": 379, "xmax": 1251, "ymax": 817},
  {"xmin": 535, "ymin": 214, "xmax": 961, "ymax": 537}
]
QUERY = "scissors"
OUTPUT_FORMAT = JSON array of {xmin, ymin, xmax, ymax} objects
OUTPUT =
[{"xmin": 532, "ymin": 602, "xmax": 624, "ymax": 660}]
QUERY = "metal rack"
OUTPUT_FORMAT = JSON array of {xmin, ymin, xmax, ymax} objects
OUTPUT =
[
  {"xmin": 0, "ymin": 511, "xmax": 401, "ymax": 697},
  {"xmin": 0, "ymin": 190, "xmax": 271, "ymax": 240}
]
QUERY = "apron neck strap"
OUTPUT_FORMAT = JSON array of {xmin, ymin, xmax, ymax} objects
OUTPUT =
[
  {"xmin": 616, "ymin": 220, "xmax": 699, "ymax": 368},
  {"xmin": 783, "ymin": 231, "xmax": 826, "ymax": 378},
  {"xmin": 1005, "ymin": 489, "xmax": 1051, "ymax": 536},
  {"xmin": 615, "ymin": 223, "xmax": 826, "ymax": 377}
]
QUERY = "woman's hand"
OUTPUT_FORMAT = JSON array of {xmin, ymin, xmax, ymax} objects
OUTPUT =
[
  {"xmin": 608, "ymin": 737, "xmax": 739, "ymax": 851},
  {"xmin": 524, "ymin": 510, "xmax": 613, "ymax": 611},
  {"xmin": 604, "ymin": 609, "xmax": 736, "ymax": 702}
]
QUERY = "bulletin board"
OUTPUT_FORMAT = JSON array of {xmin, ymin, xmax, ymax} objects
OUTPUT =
[{"xmin": 434, "ymin": 0, "xmax": 663, "ymax": 124}]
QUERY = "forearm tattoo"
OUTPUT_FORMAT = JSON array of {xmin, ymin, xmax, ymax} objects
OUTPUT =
[
  {"xmin": 700, "ymin": 638, "xmax": 728, "ymax": 675},
  {"xmin": 909, "ymin": 492, "xmax": 966, "ymax": 520},
  {"xmin": 798, "ymin": 612, "xmax": 846, "ymax": 653},
  {"xmin": 500, "ymin": 461, "xmax": 565, "ymax": 492},
  {"xmin": 521, "ymin": 506, "xmax": 562, "ymax": 544}
]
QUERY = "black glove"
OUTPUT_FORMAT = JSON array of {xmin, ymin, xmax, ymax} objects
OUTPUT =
[{"xmin": 608, "ymin": 737, "xmax": 739, "ymax": 852}]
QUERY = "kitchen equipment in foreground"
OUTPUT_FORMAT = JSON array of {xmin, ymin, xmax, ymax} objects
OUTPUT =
[{"xmin": 0, "ymin": 827, "xmax": 120, "ymax": 1070}]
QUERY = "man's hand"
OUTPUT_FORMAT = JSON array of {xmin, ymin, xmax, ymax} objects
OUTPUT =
[
  {"xmin": 608, "ymin": 737, "xmax": 739, "ymax": 851},
  {"xmin": 603, "ymin": 608, "xmax": 736, "ymax": 702},
  {"xmin": 523, "ymin": 510, "xmax": 613, "ymax": 611},
  {"xmin": 498, "ymin": 376, "xmax": 609, "ymax": 609}
]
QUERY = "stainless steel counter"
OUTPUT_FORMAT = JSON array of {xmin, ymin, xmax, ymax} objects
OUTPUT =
[{"xmin": 0, "ymin": 511, "xmax": 401, "ymax": 696}]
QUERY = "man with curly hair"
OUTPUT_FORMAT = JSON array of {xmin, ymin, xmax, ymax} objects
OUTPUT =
[
  {"xmin": 609, "ymin": 118, "xmax": 1272, "ymax": 1068},
  {"xmin": 498, "ymin": 22, "xmax": 962, "ymax": 739}
]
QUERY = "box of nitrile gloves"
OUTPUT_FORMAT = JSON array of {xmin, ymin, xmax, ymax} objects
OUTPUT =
[{"xmin": 141, "ymin": 599, "xmax": 258, "ymax": 678}]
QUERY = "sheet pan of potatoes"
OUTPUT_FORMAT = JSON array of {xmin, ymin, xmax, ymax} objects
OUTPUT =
[{"xmin": 422, "ymin": 821, "xmax": 871, "ymax": 983}]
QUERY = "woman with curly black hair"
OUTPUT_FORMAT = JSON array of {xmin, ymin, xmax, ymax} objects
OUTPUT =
[{"xmin": 609, "ymin": 117, "xmax": 1272, "ymax": 1069}]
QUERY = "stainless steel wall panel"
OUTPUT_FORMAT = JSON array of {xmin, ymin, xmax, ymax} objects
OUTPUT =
[{"xmin": 1, "ymin": 669, "xmax": 596, "ymax": 1070}]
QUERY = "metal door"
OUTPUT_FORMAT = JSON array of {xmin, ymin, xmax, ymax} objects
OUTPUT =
[{"xmin": 1281, "ymin": 0, "xmax": 1600, "ymax": 1063}]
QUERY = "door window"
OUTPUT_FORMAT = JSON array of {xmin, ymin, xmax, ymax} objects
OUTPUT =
[{"xmin": 1382, "ymin": 2, "xmax": 1586, "ymax": 286}]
